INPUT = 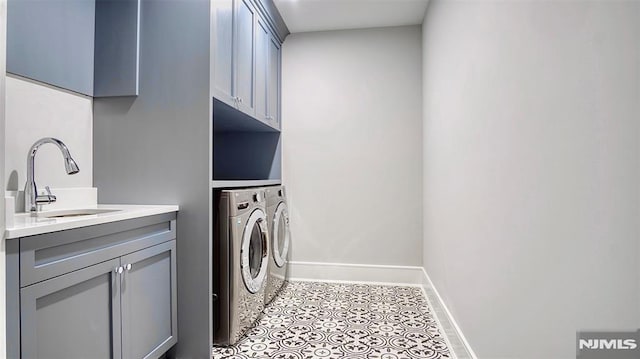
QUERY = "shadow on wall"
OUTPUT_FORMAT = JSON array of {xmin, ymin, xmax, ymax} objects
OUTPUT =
[
  {"xmin": 7, "ymin": 170, "xmax": 18, "ymax": 191},
  {"xmin": 93, "ymin": 96, "xmax": 136, "ymax": 117}
]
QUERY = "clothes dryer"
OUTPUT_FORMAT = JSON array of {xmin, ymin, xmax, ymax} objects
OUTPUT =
[
  {"xmin": 213, "ymin": 188, "xmax": 269, "ymax": 345},
  {"xmin": 264, "ymin": 185, "xmax": 291, "ymax": 305}
]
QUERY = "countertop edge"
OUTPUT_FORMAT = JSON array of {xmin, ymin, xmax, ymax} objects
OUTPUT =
[{"xmin": 5, "ymin": 204, "xmax": 180, "ymax": 239}]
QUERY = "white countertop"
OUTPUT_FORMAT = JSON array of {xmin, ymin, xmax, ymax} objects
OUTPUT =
[{"xmin": 6, "ymin": 204, "xmax": 179, "ymax": 239}]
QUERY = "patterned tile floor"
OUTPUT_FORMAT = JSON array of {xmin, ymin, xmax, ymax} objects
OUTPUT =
[{"xmin": 212, "ymin": 281, "xmax": 451, "ymax": 359}]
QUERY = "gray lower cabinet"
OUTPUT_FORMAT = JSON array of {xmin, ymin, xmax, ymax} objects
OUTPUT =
[
  {"xmin": 121, "ymin": 241, "xmax": 177, "ymax": 359},
  {"xmin": 7, "ymin": 213, "xmax": 178, "ymax": 359},
  {"xmin": 20, "ymin": 258, "xmax": 123, "ymax": 359}
]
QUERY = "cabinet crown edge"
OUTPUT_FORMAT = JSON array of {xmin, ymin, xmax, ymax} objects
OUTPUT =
[{"xmin": 251, "ymin": 0, "xmax": 289, "ymax": 43}]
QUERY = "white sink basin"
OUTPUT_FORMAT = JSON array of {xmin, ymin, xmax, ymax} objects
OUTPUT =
[{"xmin": 37, "ymin": 208, "xmax": 121, "ymax": 219}]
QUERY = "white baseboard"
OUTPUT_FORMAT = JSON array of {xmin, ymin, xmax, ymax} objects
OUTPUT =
[
  {"xmin": 287, "ymin": 260, "xmax": 476, "ymax": 359},
  {"xmin": 288, "ymin": 261, "xmax": 424, "ymax": 287},
  {"xmin": 421, "ymin": 268, "xmax": 478, "ymax": 359}
]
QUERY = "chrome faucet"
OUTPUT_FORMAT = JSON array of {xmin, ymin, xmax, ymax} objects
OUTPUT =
[{"xmin": 24, "ymin": 138, "xmax": 80, "ymax": 213}]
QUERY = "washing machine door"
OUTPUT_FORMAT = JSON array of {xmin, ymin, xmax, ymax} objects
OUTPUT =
[
  {"xmin": 241, "ymin": 208, "xmax": 269, "ymax": 293},
  {"xmin": 272, "ymin": 202, "xmax": 290, "ymax": 268}
]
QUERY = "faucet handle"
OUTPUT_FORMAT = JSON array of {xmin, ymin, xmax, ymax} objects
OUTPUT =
[
  {"xmin": 45, "ymin": 187, "xmax": 56, "ymax": 203},
  {"xmin": 35, "ymin": 186, "xmax": 57, "ymax": 205}
]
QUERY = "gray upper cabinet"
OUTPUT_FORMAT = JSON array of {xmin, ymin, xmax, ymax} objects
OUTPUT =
[
  {"xmin": 93, "ymin": 0, "xmax": 141, "ymax": 97},
  {"xmin": 267, "ymin": 35, "xmax": 281, "ymax": 129},
  {"xmin": 211, "ymin": 0, "xmax": 257, "ymax": 114},
  {"xmin": 211, "ymin": 0, "xmax": 235, "ymax": 107},
  {"xmin": 235, "ymin": 0, "xmax": 257, "ymax": 115},
  {"xmin": 121, "ymin": 241, "xmax": 177, "ymax": 359},
  {"xmin": 254, "ymin": 17, "xmax": 270, "ymax": 123},
  {"xmin": 6, "ymin": 0, "xmax": 140, "ymax": 97},
  {"xmin": 7, "ymin": 0, "xmax": 96, "ymax": 96},
  {"xmin": 212, "ymin": 0, "xmax": 283, "ymax": 130},
  {"xmin": 20, "ymin": 258, "xmax": 123, "ymax": 359}
]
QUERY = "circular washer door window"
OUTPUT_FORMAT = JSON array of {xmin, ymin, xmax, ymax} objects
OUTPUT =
[
  {"xmin": 241, "ymin": 209, "xmax": 269, "ymax": 293},
  {"xmin": 272, "ymin": 202, "xmax": 290, "ymax": 268}
]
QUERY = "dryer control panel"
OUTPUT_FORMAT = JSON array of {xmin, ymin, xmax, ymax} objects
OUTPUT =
[{"xmin": 223, "ymin": 188, "xmax": 267, "ymax": 217}]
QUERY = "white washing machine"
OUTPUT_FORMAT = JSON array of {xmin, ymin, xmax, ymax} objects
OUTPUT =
[
  {"xmin": 213, "ymin": 188, "xmax": 269, "ymax": 345},
  {"xmin": 264, "ymin": 185, "xmax": 291, "ymax": 305}
]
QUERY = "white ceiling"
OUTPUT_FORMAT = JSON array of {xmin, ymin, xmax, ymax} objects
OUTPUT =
[{"xmin": 274, "ymin": 0, "xmax": 430, "ymax": 34}]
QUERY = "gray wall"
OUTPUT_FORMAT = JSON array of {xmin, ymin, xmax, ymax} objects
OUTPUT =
[
  {"xmin": 1, "ymin": 0, "xmax": 7, "ymax": 353},
  {"xmin": 93, "ymin": 0, "xmax": 211, "ymax": 357},
  {"xmin": 421, "ymin": 1, "xmax": 640, "ymax": 358},
  {"xmin": 282, "ymin": 26, "xmax": 424, "ymax": 266}
]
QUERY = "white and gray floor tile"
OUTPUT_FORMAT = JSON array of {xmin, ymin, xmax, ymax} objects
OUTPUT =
[{"xmin": 212, "ymin": 281, "xmax": 452, "ymax": 358}]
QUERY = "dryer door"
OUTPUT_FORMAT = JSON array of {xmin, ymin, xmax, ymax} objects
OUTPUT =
[
  {"xmin": 272, "ymin": 202, "xmax": 290, "ymax": 268},
  {"xmin": 241, "ymin": 208, "xmax": 269, "ymax": 293}
]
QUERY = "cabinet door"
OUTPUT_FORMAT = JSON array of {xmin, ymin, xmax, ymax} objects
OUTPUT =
[
  {"xmin": 121, "ymin": 241, "xmax": 177, "ymax": 359},
  {"xmin": 234, "ymin": 0, "xmax": 256, "ymax": 115},
  {"xmin": 94, "ymin": 0, "xmax": 141, "ymax": 97},
  {"xmin": 7, "ymin": 0, "xmax": 96, "ymax": 96},
  {"xmin": 254, "ymin": 17, "xmax": 269, "ymax": 123},
  {"xmin": 267, "ymin": 35, "xmax": 281, "ymax": 129},
  {"xmin": 211, "ymin": 0, "xmax": 235, "ymax": 107},
  {"xmin": 20, "ymin": 258, "xmax": 122, "ymax": 359}
]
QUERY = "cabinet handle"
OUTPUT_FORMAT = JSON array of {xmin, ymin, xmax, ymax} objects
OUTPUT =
[
  {"xmin": 125, "ymin": 263, "xmax": 132, "ymax": 271},
  {"xmin": 114, "ymin": 266, "xmax": 123, "ymax": 275}
]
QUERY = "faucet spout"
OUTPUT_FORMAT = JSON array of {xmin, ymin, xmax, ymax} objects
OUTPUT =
[{"xmin": 24, "ymin": 138, "xmax": 80, "ymax": 213}]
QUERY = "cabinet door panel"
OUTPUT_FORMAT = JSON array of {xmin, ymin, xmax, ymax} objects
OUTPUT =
[
  {"xmin": 234, "ymin": 0, "xmax": 256, "ymax": 114},
  {"xmin": 121, "ymin": 241, "xmax": 177, "ymax": 359},
  {"xmin": 268, "ymin": 35, "xmax": 281, "ymax": 129},
  {"xmin": 211, "ymin": 0, "xmax": 235, "ymax": 107},
  {"xmin": 254, "ymin": 18, "xmax": 269, "ymax": 122},
  {"xmin": 7, "ymin": 0, "xmax": 95, "ymax": 96},
  {"xmin": 20, "ymin": 258, "xmax": 122, "ymax": 359}
]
